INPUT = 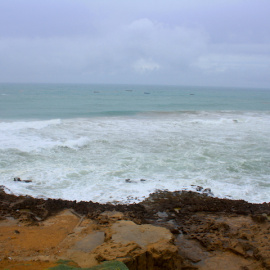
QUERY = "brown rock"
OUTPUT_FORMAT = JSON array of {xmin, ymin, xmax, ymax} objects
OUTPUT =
[
  {"xmin": 111, "ymin": 220, "xmax": 172, "ymax": 247},
  {"xmin": 1, "ymin": 188, "xmax": 270, "ymax": 269}
]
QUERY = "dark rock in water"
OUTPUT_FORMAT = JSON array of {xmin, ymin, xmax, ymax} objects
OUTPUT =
[
  {"xmin": 14, "ymin": 177, "xmax": 32, "ymax": 183},
  {"xmin": 192, "ymin": 185, "xmax": 213, "ymax": 195},
  {"xmin": 202, "ymin": 188, "xmax": 213, "ymax": 196},
  {"xmin": 125, "ymin": 179, "xmax": 136, "ymax": 183},
  {"xmin": 140, "ymin": 179, "xmax": 146, "ymax": 182}
]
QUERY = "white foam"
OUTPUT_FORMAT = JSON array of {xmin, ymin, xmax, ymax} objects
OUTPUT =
[
  {"xmin": 1, "ymin": 112, "xmax": 270, "ymax": 203},
  {"xmin": 0, "ymin": 119, "xmax": 61, "ymax": 131}
]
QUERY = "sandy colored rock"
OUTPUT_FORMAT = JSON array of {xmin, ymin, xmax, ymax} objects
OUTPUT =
[
  {"xmin": 197, "ymin": 252, "xmax": 264, "ymax": 270},
  {"xmin": 1, "ymin": 188, "xmax": 270, "ymax": 269},
  {"xmin": 0, "ymin": 209, "xmax": 79, "ymax": 259},
  {"xmin": 93, "ymin": 219, "xmax": 181, "ymax": 270},
  {"xmin": 111, "ymin": 220, "xmax": 172, "ymax": 247}
]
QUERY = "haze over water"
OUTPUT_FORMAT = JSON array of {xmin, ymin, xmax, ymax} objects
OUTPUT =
[{"xmin": 0, "ymin": 83, "xmax": 270, "ymax": 203}]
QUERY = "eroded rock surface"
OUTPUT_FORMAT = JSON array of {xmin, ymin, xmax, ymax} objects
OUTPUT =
[
  {"xmin": 92, "ymin": 220, "xmax": 181, "ymax": 270},
  {"xmin": 1, "ymin": 187, "xmax": 270, "ymax": 269}
]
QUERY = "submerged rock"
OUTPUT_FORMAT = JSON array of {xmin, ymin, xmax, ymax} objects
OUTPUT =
[
  {"xmin": 14, "ymin": 177, "xmax": 32, "ymax": 183},
  {"xmin": 202, "ymin": 187, "xmax": 214, "ymax": 196},
  {"xmin": 125, "ymin": 179, "xmax": 137, "ymax": 184}
]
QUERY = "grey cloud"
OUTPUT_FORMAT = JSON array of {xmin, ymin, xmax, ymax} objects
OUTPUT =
[
  {"xmin": 0, "ymin": 18, "xmax": 209, "ymax": 81},
  {"xmin": 0, "ymin": 0, "xmax": 269, "ymax": 87}
]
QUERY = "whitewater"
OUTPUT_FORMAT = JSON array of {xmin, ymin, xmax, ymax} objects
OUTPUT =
[{"xmin": 0, "ymin": 83, "xmax": 270, "ymax": 203}]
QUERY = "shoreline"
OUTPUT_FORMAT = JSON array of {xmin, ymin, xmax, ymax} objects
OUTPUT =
[
  {"xmin": 1, "ymin": 186, "xmax": 270, "ymax": 269},
  {"xmin": 2, "ymin": 182, "xmax": 268, "ymax": 205}
]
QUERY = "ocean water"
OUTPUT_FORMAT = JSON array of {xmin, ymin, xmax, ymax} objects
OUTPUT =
[{"xmin": 0, "ymin": 83, "xmax": 270, "ymax": 203}]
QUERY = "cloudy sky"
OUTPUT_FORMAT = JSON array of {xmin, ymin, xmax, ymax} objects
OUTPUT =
[{"xmin": 0, "ymin": 0, "xmax": 269, "ymax": 88}]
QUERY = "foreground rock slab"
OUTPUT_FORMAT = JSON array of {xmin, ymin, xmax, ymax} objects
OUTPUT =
[{"xmin": 1, "ymin": 187, "xmax": 270, "ymax": 269}]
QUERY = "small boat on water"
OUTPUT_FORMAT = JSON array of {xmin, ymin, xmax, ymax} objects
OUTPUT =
[{"xmin": 144, "ymin": 92, "xmax": 150, "ymax": 94}]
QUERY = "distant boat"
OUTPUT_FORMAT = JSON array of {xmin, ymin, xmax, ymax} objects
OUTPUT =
[
  {"xmin": 93, "ymin": 91, "xmax": 100, "ymax": 93},
  {"xmin": 125, "ymin": 89, "xmax": 133, "ymax": 92},
  {"xmin": 144, "ymin": 92, "xmax": 150, "ymax": 94}
]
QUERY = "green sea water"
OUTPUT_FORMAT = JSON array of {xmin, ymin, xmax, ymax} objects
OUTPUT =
[{"xmin": 0, "ymin": 83, "xmax": 269, "ymax": 203}]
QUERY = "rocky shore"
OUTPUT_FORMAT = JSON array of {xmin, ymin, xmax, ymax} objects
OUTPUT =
[{"xmin": 0, "ymin": 186, "xmax": 270, "ymax": 270}]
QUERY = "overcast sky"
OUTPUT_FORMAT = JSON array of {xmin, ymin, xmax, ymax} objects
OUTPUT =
[{"xmin": 0, "ymin": 0, "xmax": 269, "ymax": 88}]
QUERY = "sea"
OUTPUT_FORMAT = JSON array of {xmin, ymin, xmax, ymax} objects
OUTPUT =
[{"xmin": 0, "ymin": 83, "xmax": 270, "ymax": 204}]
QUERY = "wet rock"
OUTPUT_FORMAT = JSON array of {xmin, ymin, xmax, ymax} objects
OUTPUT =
[
  {"xmin": 196, "ymin": 186, "xmax": 203, "ymax": 192},
  {"xmin": 125, "ymin": 179, "xmax": 136, "ymax": 183},
  {"xmin": 202, "ymin": 188, "xmax": 214, "ymax": 196},
  {"xmin": 14, "ymin": 177, "xmax": 32, "ymax": 183}
]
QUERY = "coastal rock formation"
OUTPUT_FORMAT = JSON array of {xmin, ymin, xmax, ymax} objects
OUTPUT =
[
  {"xmin": 92, "ymin": 219, "xmax": 181, "ymax": 270},
  {"xmin": 0, "ymin": 187, "xmax": 270, "ymax": 269}
]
